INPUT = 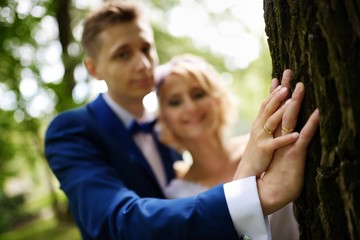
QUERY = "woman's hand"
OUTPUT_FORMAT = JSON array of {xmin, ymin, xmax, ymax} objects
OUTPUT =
[
  {"xmin": 235, "ymin": 70, "xmax": 302, "ymax": 178},
  {"xmin": 233, "ymin": 69, "xmax": 320, "ymax": 215}
]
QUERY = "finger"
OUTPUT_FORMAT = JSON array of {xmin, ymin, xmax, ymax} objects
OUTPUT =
[
  {"xmin": 261, "ymin": 86, "xmax": 289, "ymax": 123},
  {"xmin": 280, "ymin": 69, "xmax": 292, "ymax": 106},
  {"xmin": 270, "ymin": 132, "xmax": 300, "ymax": 149},
  {"xmin": 281, "ymin": 82, "xmax": 305, "ymax": 136},
  {"xmin": 281, "ymin": 69, "xmax": 292, "ymax": 90},
  {"xmin": 270, "ymin": 78, "xmax": 280, "ymax": 93},
  {"xmin": 264, "ymin": 99, "xmax": 290, "ymax": 134},
  {"xmin": 296, "ymin": 109, "xmax": 320, "ymax": 150},
  {"xmin": 257, "ymin": 85, "xmax": 282, "ymax": 118},
  {"xmin": 260, "ymin": 70, "xmax": 292, "ymax": 116}
]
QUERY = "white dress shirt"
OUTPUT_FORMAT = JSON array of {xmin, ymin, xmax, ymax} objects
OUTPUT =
[
  {"xmin": 103, "ymin": 92, "xmax": 269, "ymax": 240},
  {"xmin": 224, "ymin": 178, "xmax": 270, "ymax": 240}
]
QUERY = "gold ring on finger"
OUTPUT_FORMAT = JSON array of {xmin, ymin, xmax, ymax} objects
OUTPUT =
[
  {"xmin": 263, "ymin": 126, "xmax": 273, "ymax": 134},
  {"xmin": 281, "ymin": 127, "xmax": 294, "ymax": 133}
]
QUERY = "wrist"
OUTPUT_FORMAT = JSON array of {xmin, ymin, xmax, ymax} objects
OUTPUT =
[
  {"xmin": 256, "ymin": 177, "xmax": 285, "ymax": 215},
  {"xmin": 234, "ymin": 161, "xmax": 257, "ymax": 179}
]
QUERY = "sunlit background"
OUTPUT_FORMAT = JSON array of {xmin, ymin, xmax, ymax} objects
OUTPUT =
[
  {"xmin": 1, "ymin": 0, "xmax": 269, "ymax": 119},
  {"xmin": 0, "ymin": 0, "xmax": 271, "ymax": 238}
]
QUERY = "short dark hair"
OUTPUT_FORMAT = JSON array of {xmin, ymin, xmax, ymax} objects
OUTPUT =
[{"xmin": 81, "ymin": 1, "xmax": 142, "ymax": 58}]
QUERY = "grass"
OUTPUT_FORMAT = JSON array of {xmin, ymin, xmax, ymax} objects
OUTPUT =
[
  {"xmin": 0, "ymin": 185, "xmax": 81, "ymax": 240},
  {"xmin": 0, "ymin": 217, "xmax": 81, "ymax": 240}
]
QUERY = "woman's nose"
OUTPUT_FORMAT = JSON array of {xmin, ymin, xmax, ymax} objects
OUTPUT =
[{"xmin": 183, "ymin": 97, "xmax": 197, "ymax": 112}]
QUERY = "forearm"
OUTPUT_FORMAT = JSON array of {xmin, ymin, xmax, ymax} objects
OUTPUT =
[{"xmin": 68, "ymin": 179, "xmax": 240, "ymax": 239}]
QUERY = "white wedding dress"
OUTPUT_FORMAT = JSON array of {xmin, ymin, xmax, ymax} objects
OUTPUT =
[{"xmin": 164, "ymin": 178, "xmax": 300, "ymax": 240}]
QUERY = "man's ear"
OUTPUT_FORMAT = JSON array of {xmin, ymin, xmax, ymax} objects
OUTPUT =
[{"xmin": 84, "ymin": 57, "xmax": 101, "ymax": 80}]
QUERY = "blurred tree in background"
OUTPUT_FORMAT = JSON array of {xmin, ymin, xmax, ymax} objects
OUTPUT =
[{"xmin": 0, "ymin": 0, "xmax": 271, "ymax": 237}]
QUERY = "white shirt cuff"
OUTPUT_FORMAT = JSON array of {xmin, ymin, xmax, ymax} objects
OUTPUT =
[{"xmin": 223, "ymin": 176, "xmax": 270, "ymax": 240}]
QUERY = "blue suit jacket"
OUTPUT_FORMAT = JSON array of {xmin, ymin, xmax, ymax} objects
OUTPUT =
[{"xmin": 45, "ymin": 94, "xmax": 239, "ymax": 240}]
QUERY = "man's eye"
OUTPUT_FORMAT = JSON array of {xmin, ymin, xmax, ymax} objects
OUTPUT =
[
  {"xmin": 142, "ymin": 46, "xmax": 151, "ymax": 55},
  {"xmin": 117, "ymin": 51, "xmax": 129, "ymax": 59}
]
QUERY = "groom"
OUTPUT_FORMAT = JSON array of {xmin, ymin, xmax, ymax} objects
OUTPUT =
[{"xmin": 45, "ymin": 1, "xmax": 319, "ymax": 239}]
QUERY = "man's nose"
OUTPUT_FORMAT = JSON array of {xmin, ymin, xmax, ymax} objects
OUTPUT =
[{"xmin": 136, "ymin": 53, "xmax": 151, "ymax": 70}]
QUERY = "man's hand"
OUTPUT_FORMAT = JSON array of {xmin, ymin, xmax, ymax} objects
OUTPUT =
[{"xmin": 257, "ymin": 108, "xmax": 320, "ymax": 215}]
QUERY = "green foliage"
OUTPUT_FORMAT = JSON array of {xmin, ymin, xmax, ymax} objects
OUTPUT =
[
  {"xmin": 151, "ymin": 0, "xmax": 180, "ymax": 9},
  {"xmin": 0, "ymin": 111, "xmax": 15, "ymax": 162},
  {"xmin": 0, "ymin": 2, "xmax": 55, "ymax": 231},
  {"xmin": 0, "ymin": 0, "xmax": 79, "ymax": 183},
  {"xmin": 0, "ymin": 216, "xmax": 81, "ymax": 240},
  {"xmin": 0, "ymin": 192, "xmax": 27, "ymax": 233},
  {"xmin": 154, "ymin": 25, "xmax": 227, "ymax": 67},
  {"xmin": 0, "ymin": 110, "xmax": 17, "ymax": 190}
]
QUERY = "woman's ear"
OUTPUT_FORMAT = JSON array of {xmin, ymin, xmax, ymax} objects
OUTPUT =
[{"xmin": 84, "ymin": 57, "xmax": 101, "ymax": 80}]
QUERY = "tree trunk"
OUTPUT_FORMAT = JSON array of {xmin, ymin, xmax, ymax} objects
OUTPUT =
[
  {"xmin": 53, "ymin": 0, "xmax": 79, "ymax": 112},
  {"xmin": 263, "ymin": 0, "xmax": 360, "ymax": 239},
  {"xmin": 48, "ymin": 0, "xmax": 77, "ymax": 223}
]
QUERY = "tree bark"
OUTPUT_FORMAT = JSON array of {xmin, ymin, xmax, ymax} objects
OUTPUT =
[{"xmin": 264, "ymin": 0, "xmax": 360, "ymax": 239}]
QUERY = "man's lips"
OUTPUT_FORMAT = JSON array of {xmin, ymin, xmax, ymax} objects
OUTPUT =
[{"xmin": 135, "ymin": 77, "xmax": 153, "ymax": 87}]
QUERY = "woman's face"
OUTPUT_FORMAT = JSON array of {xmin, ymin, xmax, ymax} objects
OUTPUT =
[{"xmin": 158, "ymin": 72, "xmax": 220, "ymax": 141}]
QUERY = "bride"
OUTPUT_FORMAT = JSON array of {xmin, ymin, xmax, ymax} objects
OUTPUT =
[{"xmin": 155, "ymin": 54, "xmax": 302, "ymax": 240}]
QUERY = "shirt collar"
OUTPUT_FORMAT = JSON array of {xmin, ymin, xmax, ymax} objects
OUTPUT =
[{"xmin": 102, "ymin": 92, "xmax": 156, "ymax": 128}]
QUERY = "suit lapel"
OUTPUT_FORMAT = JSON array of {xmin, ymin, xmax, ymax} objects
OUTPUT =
[
  {"xmin": 87, "ymin": 95, "xmax": 160, "ymax": 185},
  {"xmin": 153, "ymin": 136, "xmax": 178, "ymax": 183}
]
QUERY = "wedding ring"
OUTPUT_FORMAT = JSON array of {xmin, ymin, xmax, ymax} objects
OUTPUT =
[
  {"xmin": 281, "ymin": 127, "xmax": 294, "ymax": 133},
  {"xmin": 263, "ymin": 126, "xmax": 273, "ymax": 134}
]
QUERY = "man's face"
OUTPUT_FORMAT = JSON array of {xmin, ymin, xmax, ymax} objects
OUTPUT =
[{"xmin": 87, "ymin": 18, "xmax": 158, "ymax": 106}]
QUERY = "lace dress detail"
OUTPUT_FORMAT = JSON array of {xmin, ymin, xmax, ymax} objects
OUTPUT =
[{"xmin": 163, "ymin": 179, "xmax": 208, "ymax": 199}]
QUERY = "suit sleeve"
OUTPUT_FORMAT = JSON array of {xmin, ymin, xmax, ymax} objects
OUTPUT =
[{"xmin": 45, "ymin": 111, "xmax": 252, "ymax": 240}]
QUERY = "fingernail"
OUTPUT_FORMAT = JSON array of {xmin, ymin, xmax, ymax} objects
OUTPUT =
[
  {"xmin": 275, "ymin": 85, "xmax": 282, "ymax": 91},
  {"xmin": 284, "ymin": 69, "xmax": 292, "ymax": 78},
  {"xmin": 271, "ymin": 78, "xmax": 278, "ymax": 87},
  {"xmin": 279, "ymin": 87, "xmax": 288, "ymax": 94},
  {"xmin": 294, "ymin": 82, "xmax": 303, "ymax": 92},
  {"xmin": 292, "ymin": 132, "xmax": 300, "ymax": 139}
]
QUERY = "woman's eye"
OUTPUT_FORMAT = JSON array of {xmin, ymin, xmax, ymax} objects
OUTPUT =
[
  {"xmin": 167, "ymin": 98, "xmax": 181, "ymax": 107},
  {"xmin": 192, "ymin": 89, "xmax": 207, "ymax": 100}
]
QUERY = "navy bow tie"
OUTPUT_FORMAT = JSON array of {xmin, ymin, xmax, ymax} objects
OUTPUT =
[{"xmin": 128, "ymin": 120, "xmax": 157, "ymax": 135}]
